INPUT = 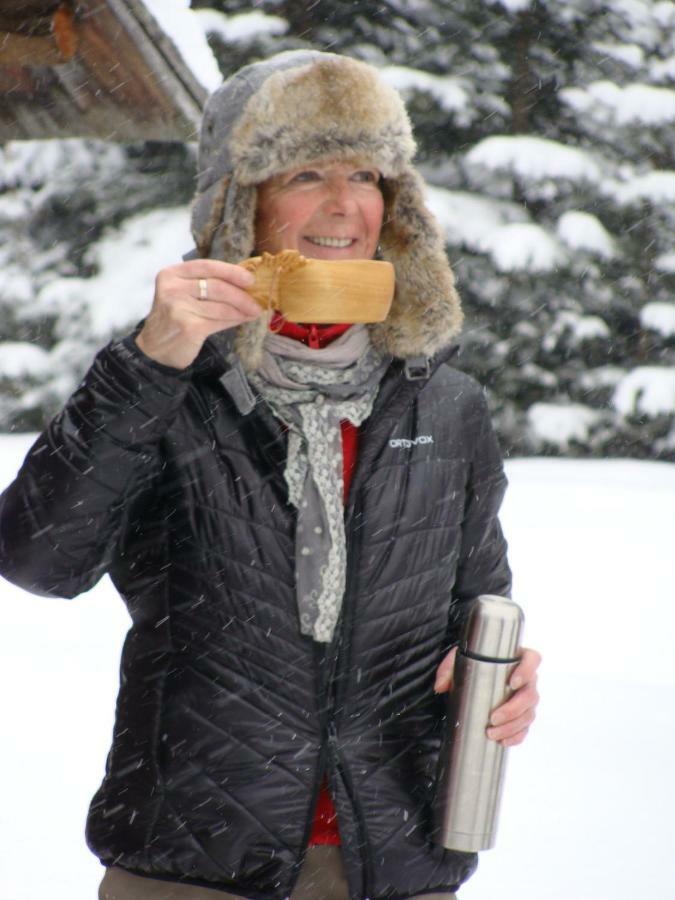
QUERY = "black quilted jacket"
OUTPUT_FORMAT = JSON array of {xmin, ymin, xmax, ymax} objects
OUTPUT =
[{"xmin": 0, "ymin": 334, "xmax": 511, "ymax": 899}]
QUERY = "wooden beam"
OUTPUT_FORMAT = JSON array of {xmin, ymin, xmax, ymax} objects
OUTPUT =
[
  {"xmin": 0, "ymin": 31, "xmax": 65, "ymax": 66},
  {"xmin": 0, "ymin": 0, "xmax": 208, "ymax": 143}
]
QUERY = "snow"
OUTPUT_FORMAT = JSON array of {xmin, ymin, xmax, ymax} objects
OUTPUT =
[
  {"xmin": 0, "ymin": 264, "xmax": 33, "ymax": 305},
  {"xmin": 542, "ymin": 312, "xmax": 611, "ymax": 355},
  {"xmin": 424, "ymin": 187, "xmax": 529, "ymax": 251},
  {"xmin": 35, "ymin": 207, "xmax": 192, "ymax": 338},
  {"xmin": 641, "ymin": 302, "xmax": 675, "ymax": 337},
  {"xmin": 556, "ymin": 211, "xmax": 616, "ymax": 259},
  {"xmin": 142, "ymin": 0, "xmax": 222, "ymax": 93},
  {"xmin": 579, "ymin": 366, "xmax": 626, "ymax": 391},
  {"xmin": 193, "ymin": 8, "xmax": 288, "ymax": 42},
  {"xmin": 497, "ymin": 0, "xmax": 533, "ymax": 11},
  {"xmin": 563, "ymin": 80, "xmax": 675, "ymax": 125},
  {"xmin": 613, "ymin": 170, "xmax": 675, "ymax": 205},
  {"xmin": 1, "ymin": 437, "xmax": 674, "ymax": 899},
  {"xmin": 485, "ymin": 223, "xmax": 566, "ymax": 273},
  {"xmin": 650, "ymin": 54, "xmax": 675, "ymax": 81},
  {"xmin": 527, "ymin": 402, "xmax": 601, "ymax": 448},
  {"xmin": 465, "ymin": 136, "xmax": 602, "ymax": 184},
  {"xmin": 0, "ymin": 139, "xmax": 126, "ymax": 191},
  {"xmin": 424, "ymin": 188, "xmax": 570, "ymax": 271},
  {"xmin": 655, "ymin": 251, "xmax": 675, "ymax": 272},
  {"xmin": 575, "ymin": 316, "xmax": 611, "ymax": 341},
  {"xmin": 381, "ymin": 66, "xmax": 471, "ymax": 117},
  {"xmin": 0, "ymin": 343, "xmax": 52, "ymax": 379},
  {"xmin": 612, "ymin": 366, "xmax": 675, "ymax": 416},
  {"xmin": 592, "ymin": 41, "xmax": 644, "ymax": 68}
]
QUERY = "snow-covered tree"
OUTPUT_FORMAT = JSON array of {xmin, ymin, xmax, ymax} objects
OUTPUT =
[{"xmin": 1, "ymin": 0, "xmax": 673, "ymax": 458}]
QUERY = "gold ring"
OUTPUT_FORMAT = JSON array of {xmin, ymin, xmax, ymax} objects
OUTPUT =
[{"xmin": 198, "ymin": 278, "xmax": 208, "ymax": 301}]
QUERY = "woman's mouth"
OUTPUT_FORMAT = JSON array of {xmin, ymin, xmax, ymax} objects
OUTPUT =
[{"xmin": 305, "ymin": 236, "xmax": 356, "ymax": 248}]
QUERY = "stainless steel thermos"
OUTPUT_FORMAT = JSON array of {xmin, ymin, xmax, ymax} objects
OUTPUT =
[{"xmin": 433, "ymin": 594, "xmax": 524, "ymax": 852}]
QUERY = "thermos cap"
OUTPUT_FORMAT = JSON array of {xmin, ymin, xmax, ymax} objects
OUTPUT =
[{"xmin": 462, "ymin": 594, "xmax": 524, "ymax": 661}]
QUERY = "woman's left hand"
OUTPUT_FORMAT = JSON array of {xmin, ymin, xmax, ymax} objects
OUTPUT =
[{"xmin": 434, "ymin": 646, "xmax": 541, "ymax": 747}]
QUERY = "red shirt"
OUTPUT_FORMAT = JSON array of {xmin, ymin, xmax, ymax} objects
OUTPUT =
[{"xmin": 270, "ymin": 315, "xmax": 358, "ymax": 846}]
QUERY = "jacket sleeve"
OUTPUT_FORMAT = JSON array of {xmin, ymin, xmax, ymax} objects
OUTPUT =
[
  {"xmin": 0, "ymin": 336, "xmax": 191, "ymax": 599},
  {"xmin": 447, "ymin": 389, "xmax": 512, "ymax": 643}
]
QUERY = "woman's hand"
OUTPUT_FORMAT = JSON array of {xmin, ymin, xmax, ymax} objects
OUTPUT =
[
  {"xmin": 136, "ymin": 259, "xmax": 262, "ymax": 370},
  {"xmin": 434, "ymin": 646, "xmax": 541, "ymax": 748}
]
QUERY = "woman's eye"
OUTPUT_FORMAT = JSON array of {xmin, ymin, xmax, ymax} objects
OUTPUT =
[
  {"xmin": 289, "ymin": 171, "xmax": 321, "ymax": 185},
  {"xmin": 352, "ymin": 170, "xmax": 379, "ymax": 184}
]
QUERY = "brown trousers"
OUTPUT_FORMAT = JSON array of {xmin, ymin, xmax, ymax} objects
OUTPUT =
[{"xmin": 98, "ymin": 845, "xmax": 457, "ymax": 899}]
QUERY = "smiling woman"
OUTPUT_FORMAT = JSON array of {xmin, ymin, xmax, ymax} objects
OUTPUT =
[{"xmin": 0, "ymin": 50, "xmax": 540, "ymax": 900}]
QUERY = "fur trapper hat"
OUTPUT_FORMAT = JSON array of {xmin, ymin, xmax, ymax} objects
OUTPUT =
[{"xmin": 191, "ymin": 50, "xmax": 462, "ymax": 369}]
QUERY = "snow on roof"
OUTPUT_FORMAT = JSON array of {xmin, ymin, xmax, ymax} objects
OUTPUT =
[
  {"xmin": 613, "ymin": 366, "xmax": 675, "ymax": 417},
  {"xmin": 193, "ymin": 8, "xmax": 288, "ymax": 43},
  {"xmin": 556, "ymin": 211, "xmax": 616, "ymax": 259},
  {"xmin": 465, "ymin": 135, "xmax": 602, "ymax": 183},
  {"xmin": 142, "ymin": 0, "xmax": 222, "ymax": 93},
  {"xmin": 640, "ymin": 302, "xmax": 675, "ymax": 337},
  {"xmin": 380, "ymin": 66, "xmax": 470, "ymax": 117}
]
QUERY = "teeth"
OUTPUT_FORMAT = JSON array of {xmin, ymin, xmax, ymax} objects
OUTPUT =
[{"xmin": 307, "ymin": 236, "xmax": 353, "ymax": 248}]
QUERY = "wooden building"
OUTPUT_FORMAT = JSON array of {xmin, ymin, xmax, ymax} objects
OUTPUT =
[{"xmin": 0, "ymin": 0, "xmax": 208, "ymax": 142}]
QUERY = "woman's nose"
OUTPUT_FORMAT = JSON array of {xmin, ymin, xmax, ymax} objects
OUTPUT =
[{"xmin": 322, "ymin": 176, "xmax": 357, "ymax": 214}]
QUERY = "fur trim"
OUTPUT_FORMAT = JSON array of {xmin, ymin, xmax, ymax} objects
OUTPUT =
[
  {"xmin": 372, "ymin": 169, "xmax": 463, "ymax": 359},
  {"xmin": 191, "ymin": 51, "xmax": 463, "ymax": 370}
]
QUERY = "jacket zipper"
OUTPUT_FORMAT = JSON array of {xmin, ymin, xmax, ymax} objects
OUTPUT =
[
  {"xmin": 326, "ymin": 368, "xmax": 421, "ymax": 898},
  {"xmin": 322, "ymin": 509, "xmax": 374, "ymax": 900},
  {"xmin": 304, "ymin": 366, "xmax": 420, "ymax": 897}
]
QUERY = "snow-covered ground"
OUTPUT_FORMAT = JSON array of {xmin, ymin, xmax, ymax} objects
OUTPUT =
[{"xmin": 1, "ymin": 434, "xmax": 673, "ymax": 899}]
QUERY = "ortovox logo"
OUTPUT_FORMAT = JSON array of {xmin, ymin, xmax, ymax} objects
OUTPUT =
[{"xmin": 389, "ymin": 435, "xmax": 434, "ymax": 448}]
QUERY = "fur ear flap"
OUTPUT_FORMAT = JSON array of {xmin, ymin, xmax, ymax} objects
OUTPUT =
[
  {"xmin": 191, "ymin": 175, "xmax": 259, "ymax": 263},
  {"xmin": 234, "ymin": 310, "xmax": 274, "ymax": 372},
  {"xmin": 371, "ymin": 168, "xmax": 463, "ymax": 359},
  {"xmin": 211, "ymin": 180, "xmax": 258, "ymax": 263},
  {"xmin": 192, "ymin": 175, "xmax": 229, "ymax": 258}
]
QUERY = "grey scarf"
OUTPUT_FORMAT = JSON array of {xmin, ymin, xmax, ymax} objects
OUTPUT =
[{"xmin": 248, "ymin": 326, "xmax": 388, "ymax": 642}]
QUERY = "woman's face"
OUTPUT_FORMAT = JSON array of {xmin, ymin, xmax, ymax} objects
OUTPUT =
[{"xmin": 254, "ymin": 160, "xmax": 384, "ymax": 261}]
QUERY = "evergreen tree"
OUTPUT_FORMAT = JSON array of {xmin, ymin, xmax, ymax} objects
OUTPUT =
[{"xmin": 1, "ymin": 0, "xmax": 673, "ymax": 458}]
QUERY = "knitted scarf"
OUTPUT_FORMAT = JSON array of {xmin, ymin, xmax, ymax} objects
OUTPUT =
[{"xmin": 248, "ymin": 325, "xmax": 388, "ymax": 642}]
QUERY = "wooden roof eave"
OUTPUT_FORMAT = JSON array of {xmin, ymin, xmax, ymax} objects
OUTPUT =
[{"xmin": 0, "ymin": 0, "xmax": 210, "ymax": 143}]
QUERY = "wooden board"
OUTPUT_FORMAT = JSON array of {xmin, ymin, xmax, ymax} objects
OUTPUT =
[{"xmin": 0, "ymin": 0, "xmax": 209, "ymax": 142}]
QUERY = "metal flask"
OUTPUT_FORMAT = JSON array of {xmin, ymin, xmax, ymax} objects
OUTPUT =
[{"xmin": 433, "ymin": 594, "xmax": 524, "ymax": 852}]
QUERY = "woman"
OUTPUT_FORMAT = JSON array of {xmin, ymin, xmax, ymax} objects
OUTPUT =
[{"xmin": 0, "ymin": 52, "xmax": 540, "ymax": 899}]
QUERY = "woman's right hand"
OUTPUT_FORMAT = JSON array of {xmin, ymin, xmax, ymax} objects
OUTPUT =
[{"xmin": 135, "ymin": 259, "xmax": 262, "ymax": 370}]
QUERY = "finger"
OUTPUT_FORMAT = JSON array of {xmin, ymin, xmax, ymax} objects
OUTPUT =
[
  {"xmin": 490, "ymin": 684, "xmax": 539, "ymax": 727},
  {"xmin": 499, "ymin": 727, "xmax": 531, "ymax": 748},
  {"xmin": 190, "ymin": 296, "xmax": 261, "ymax": 324},
  {"xmin": 178, "ymin": 259, "xmax": 256, "ymax": 289},
  {"xmin": 486, "ymin": 707, "xmax": 536, "ymax": 743},
  {"xmin": 192, "ymin": 281, "xmax": 262, "ymax": 318},
  {"xmin": 434, "ymin": 646, "xmax": 457, "ymax": 693},
  {"xmin": 509, "ymin": 647, "xmax": 542, "ymax": 690}
]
